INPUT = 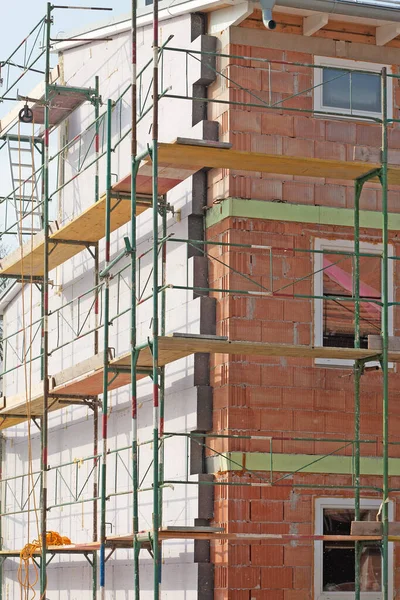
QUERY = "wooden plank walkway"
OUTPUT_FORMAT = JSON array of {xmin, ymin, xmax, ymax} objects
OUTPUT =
[{"xmin": 0, "ymin": 334, "xmax": 393, "ymax": 430}]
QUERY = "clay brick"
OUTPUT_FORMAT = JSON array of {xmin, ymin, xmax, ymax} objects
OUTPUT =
[
  {"xmin": 262, "ymin": 71, "xmax": 295, "ymax": 95},
  {"xmin": 356, "ymin": 123, "xmax": 381, "ymax": 147},
  {"xmin": 389, "ymin": 127, "xmax": 400, "ymax": 149},
  {"xmin": 296, "ymin": 74, "xmax": 312, "ymax": 96},
  {"xmin": 315, "ymin": 140, "xmax": 346, "ymax": 161},
  {"xmin": 250, "ymin": 46, "xmax": 285, "ymax": 70},
  {"xmin": 283, "ymin": 137, "xmax": 314, "ymax": 158},
  {"xmin": 293, "ymin": 566, "xmax": 312, "ymax": 589},
  {"xmin": 251, "ymin": 544, "xmax": 284, "ymax": 566},
  {"xmin": 260, "ymin": 409, "xmax": 294, "ymax": 432},
  {"xmin": 261, "ymin": 365, "xmax": 294, "ymax": 387},
  {"xmin": 282, "ymin": 388, "xmax": 314, "ymax": 410},
  {"xmin": 227, "ymin": 65, "xmax": 262, "ymax": 91},
  {"xmin": 293, "ymin": 410, "xmax": 325, "ymax": 433},
  {"xmin": 250, "ymin": 298, "xmax": 284, "ymax": 321},
  {"xmin": 251, "ymin": 500, "xmax": 284, "ymax": 522},
  {"xmin": 228, "ymin": 407, "xmax": 261, "ymax": 431},
  {"xmin": 294, "ymin": 323, "xmax": 311, "ymax": 345},
  {"xmin": 326, "ymin": 121, "xmax": 356, "ymax": 144},
  {"xmin": 229, "ymin": 110, "xmax": 262, "ymax": 133},
  {"xmin": 228, "ymin": 500, "xmax": 251, "ymax": 522},
  {"xmin": 229, "ymin": 566, "xmax": 260, "ymax": 589},
  {"xmin": 246, "ymin": 387, "xmax": 282, "ymax": 408},
  {"xmin": 293, "ymin": 116, "xmax": 325, "ymax": 140},
  {"xmin": 284, "ymin": 590, "xmax": 309, "ymax": 600},
  {"xmin": 315, "ymin": 183, "xmax": 347, "ymax": 208},
  {"xmin": 261, "ymin": 320, "xmax": 294, "ymax": 344},
  {"xmin": 282, "ymin": 96, "xmax": 313, "ymax": 112},
  {"xmin": 230, "ymin": 132, "xmax": 251, "ymax": 151},
  {"xmin": 228, "ymin": 44, "xmax": 252, "ymax": 68},
  {"xmin": 388, "ymin": 148, "xmax": 400, "ymax": 165},
  {"xmin": 230, "ymin": 319, "xmax": 263, "ymax": 342},
  {"xmin": 261, "ymin": 113, "xmax": 294, "ymax": 137},
  {"xmin": 328, "ymin": 412, "xmax": 354, "ymax": 434},
  {"xmin": 250, "ymin": 134, "xmax": 283, "ymax": 155},
  {"xmin": 283, "ymin": 493, "xmax": 312, "ymax": 523},
  {"xmin": 261, "ymin": 567, "xmax": 293, "ymax": 589},
  {"xmin": 229, "ymin": 175, "xmax": 252, "ymax": 199},
  {"xmin": 252, "ymin": 178, "xmax": 283, "ymax": 202},
  {"xmin": 283, "ymin": 181, "xmax": 314, "ymax": 205},
  {"xmin": 228, "ymin": 480, "xmax": 261, "ymax": 500},
  {"xmin": 283, "ymin": 299, "xmax": 311, "ymax": 323},
  {"xmin": 251, "ymin": 591, "xmax": 283, "ymax": 600},
  {"xmin": 284, "ymin": 545, "xmax": 312, "ymax": 567},
  {"xmin": 229, "ymin": 363, "xmax": 262, "ymax": 386},
  {"xmin": 285, "ymin": 51, "xmax": 312, "ymax": 72},
  {"xmin": 314, "ymin": 389, "xmax": 345, "ymax": 411}
]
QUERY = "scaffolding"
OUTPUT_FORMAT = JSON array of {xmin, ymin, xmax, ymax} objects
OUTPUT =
[{"xmin": 0, "ymin": 1, "xmax": 399, "ymax": 599}]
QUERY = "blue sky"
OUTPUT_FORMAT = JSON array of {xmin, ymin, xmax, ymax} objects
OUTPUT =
[
  {"xmin": 0, "ymin": 1, "xmax": 130, "ymax": 116},
  {"xmin": 0, "ymin": 1, "xmax": 131, "ymax": 209}
]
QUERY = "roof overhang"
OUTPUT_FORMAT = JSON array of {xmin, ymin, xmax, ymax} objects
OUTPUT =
[
  {"xmin": 53, "ymin": 0, "xmax": 400, "ymax": 53},
  {"xmin": 0, "ymin": 281, "xmax": 21, "ymax": 315}
]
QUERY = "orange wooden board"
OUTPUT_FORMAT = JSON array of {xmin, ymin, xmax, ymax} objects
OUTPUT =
[{"xmin": 0, "ymin": 334, "xmax": 397, "ymax": 431}]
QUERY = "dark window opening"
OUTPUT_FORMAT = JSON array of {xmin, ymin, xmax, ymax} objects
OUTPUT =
[
  {"xmin": 323, "ymin": 508, "xmax": 381, "ymax": 592},
  {"xmin": 322, "ymin": 67, "xmax": 381, "ymax": 114},
  {"xmin": 322, "ymin": 252, "xmax": 381, "ymax": 349}
]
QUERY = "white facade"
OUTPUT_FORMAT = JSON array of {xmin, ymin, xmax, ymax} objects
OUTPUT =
[{"xmin": 1, "ymin": 11, "xmax": 211, "ymax": 598}]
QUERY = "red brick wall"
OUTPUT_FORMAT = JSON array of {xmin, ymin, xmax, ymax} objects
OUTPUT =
[
  {"xmin": 206, "ymin": 12, "xmax": 400, "ymax": 598},
  {"xmin": 207, "ymin": 215, "xmax": 400, "ymax": 598},
  {"xmin": 207, "ymin": 11, "xmax": 400, "ymax": 211}
]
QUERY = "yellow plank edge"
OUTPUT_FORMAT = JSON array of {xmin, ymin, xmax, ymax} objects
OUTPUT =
[{"xmin": 0, "ymin": 335, "xmax": 395, "ymax": 431}]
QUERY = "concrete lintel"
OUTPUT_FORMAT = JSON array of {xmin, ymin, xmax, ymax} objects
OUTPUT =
[
  {"xmin": 230, "ymin": 27, "xmax": 400, "ymax": 65},
  {"xmin": 303, "ymin": 12, "xmax": 329, "ymax": 37},
  {"xmin": 205, "ymin": 198, "xmax": 400, "ymax": 231},
  {"xmin": 207, "ymin": 451, "xmax": 400, "ymax": 476},
  {"xmin": 376, "ymin": 23, "xmax": 400, "ymax": 47}
]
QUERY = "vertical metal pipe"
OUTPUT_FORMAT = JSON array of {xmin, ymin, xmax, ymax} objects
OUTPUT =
[
  {"xmin": 152, "ymin": 0, "xmax": 160, "ymax": 596},
  {"xmin": 158, "ymin": 204, "xmax": 167, "ymax": 527},
  {"xmin": 0, "ymin": 434, "xmax": 3, "ymax": 600},
  {"xmin": 100, "ymin": 98, "xmax": 113, "ymax": 600},
  {"xmin": 381, "ymin": 66, "xmax": 389, "ymax": 600},
  {"xmin": 353, "ymin": 180, "xmax": 362, "ymax": 600},
  {"xmin": 40, "ymin": 3, "xmax": 52, "ymax": 596},
  {"xmin": 92, "ymin": 74, "xmax": 100, "ymax": 600},
  {"xmin": 130, "ymin": 0, "xmax": 140, "ymax": 597}
]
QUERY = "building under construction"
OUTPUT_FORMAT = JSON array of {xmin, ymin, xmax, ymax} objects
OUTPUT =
[{"xmin": 0, "ymin": 0, "xmax": 400, "ymax": 597}]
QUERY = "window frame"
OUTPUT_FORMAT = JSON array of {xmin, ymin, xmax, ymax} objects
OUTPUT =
[
  {"xmin": 314, "ymin": 497, "xmax": 394, "ymax": 600},
  {"xmin": 313, "ymin": 238, "xmax": 394, "ymax": 367},
  {"xmin": 314, "ymin": 56, "xmax": 393, "ymax": 120}
]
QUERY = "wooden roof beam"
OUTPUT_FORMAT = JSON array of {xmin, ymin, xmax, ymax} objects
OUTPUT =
[
  {"xmin": 376, "ymin": 23, "xmax": 400, "ymax": 46},
  {"xmin": 303, "ymin": 12, "xmax": 329, "ymax": 37}
]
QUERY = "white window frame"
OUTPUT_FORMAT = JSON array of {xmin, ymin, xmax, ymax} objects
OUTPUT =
[
  {"xmin": 313, "ymin": 238, "xmax": 394, "ymax": 367},
  {"xmin": 314, "ymin": 56, "xmax": 393, "ymax": 120},
  {"xmin": 314, "ymin": 497, "xmax": 394, "ymax": 600}
]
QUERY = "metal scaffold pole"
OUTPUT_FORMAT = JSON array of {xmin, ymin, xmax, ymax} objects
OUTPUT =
[
  {"xmin": 381, "ymin": 66, "xmax": 389, "ymax": 600},
  {"xmin": 100, "ymin": 98, "xmax": 113, "ymax": 600},
  {"xmin": 152, "ymin": 0, "xmax": 160, "ymax": 596},
  {"xmin": 130, "ymin": 0, "xmax": 140, "ymax": 597},
  {"xmin": 40, "ymin": 3, "xmax": 52, "ymax": 596},
  {"xmin": 92, "ymin": 73, "xmax": 101, "ymax": 600},
  {"xmin": 353, "ymin": 177, "xmax": 361, "ymax": 600},
  {"xmin": 158, "ymin": 203, "xmax": 167, "ymax": 534}
]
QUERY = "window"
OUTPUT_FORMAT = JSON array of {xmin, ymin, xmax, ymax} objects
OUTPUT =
[
  {"xmin": 314, "ymin": 498, "xmax": 393, "ymax": 600},
  {"xmin": 314, "ymin": 239, "xmax": 393, "ymax": 366},
  {"xmin": 314, "ymin": 57, "xmax": 393, "ymax": 119}
]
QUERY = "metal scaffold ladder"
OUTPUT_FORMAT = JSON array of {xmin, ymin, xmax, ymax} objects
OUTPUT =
[{"xmin": 5, "ymin": 133, "xmax": 43, "ymax": 238}]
